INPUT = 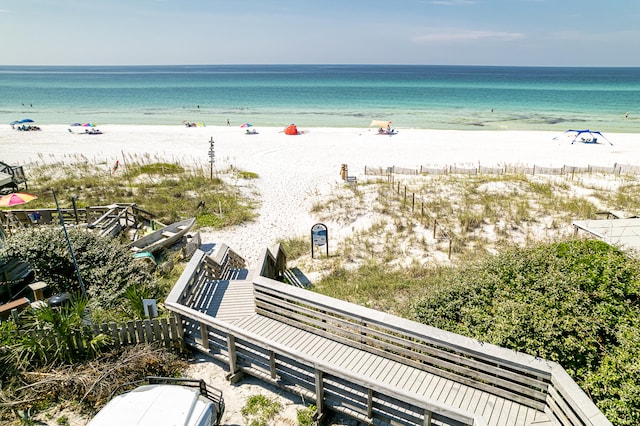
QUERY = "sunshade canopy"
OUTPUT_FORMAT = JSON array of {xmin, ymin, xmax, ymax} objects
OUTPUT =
[
  {"xmin": 370, "ymin": 120, "xmax": 392, "ymax": 128},
  {"xmin": 555, "ymin": 129, "xmax": 613, "ymax": 145}
]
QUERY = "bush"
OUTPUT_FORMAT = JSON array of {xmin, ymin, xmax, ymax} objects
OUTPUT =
[
  {"xmin": 0, "ymin": 226, "xmax": 155, "ymax": 308},
  {"xmin": 411, "ymin": 239, "xmax": 640, "ymax": 424},
  {"xmin": 241, "ymin": 394, "xmax": 282, "ymax": 426}
]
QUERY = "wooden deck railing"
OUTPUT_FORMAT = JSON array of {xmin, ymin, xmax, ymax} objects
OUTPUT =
[
  {"xmin": 164, "ymin": 247, "xmax": 611, "ymax": 426},
  {"xmin": 0, "ymin": 203, "xmax": 146, "ymax": 238},
  {"xmin": 165, "ymin": 250, "xmax": 486, "ymax": 426},
  {"xmin": 252, "ymin": 247, "xmax": 611, "ymax": 426}
]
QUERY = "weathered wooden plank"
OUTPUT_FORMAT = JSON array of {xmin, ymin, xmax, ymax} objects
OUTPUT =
[
  {"xmin": 524, "ymin": 407, "xmax": 537, "ymax": 425},
  {"xmin": 494, "ymin": 399, "xmax": 511, "ymax": 426},
  {"xmin": 144, "ymin": 319, "xmax": 153, "ymax": 343},
  {"xmin": 286, "ymin": 329, "xmax": 317, "ymax": 351},
  {"xmin": 433, "ymin": 379, "xmax": 454, "ymax": 402},
  {"xmin": 119, "ymin": 321, "xmax": 130, "ymax": 345},
  {"xmin": 109, "ymin": 322, "xmax": 120, "ymax": 348},
  {"xmin": 135, "ymin": 320, "xmax": 145, "ymax": 343},
  {"xmin": 304, "ymin": 334, "xmax": 333, "ymax": 358},
  {"xmin": 405, "ymin": 370, "xmax": 429, "ymax": 394},
  {"xmin": 452, "ymin": 384, "xmax": 471, "ymax": 409},
  {"xmin": 423, "ymin": 375, "xmax": 444, "ymax": 399},
  {"xmin": 483, "ymin": 395, "xmax": 500, "ymax": 425},
  {"xmin": 152, "ymin": 318, "xmax": 162, "ymax": 342},
  {"xmin": 369, "ymin": 357, "xmax": 392, "ymax": 381},
  {"xmin": 342, "ymin": 349, "xmax": 368, "ymax": 372},
  {"xmin": 376, "ymin": 359, "xmax": 405, "ymax": 386},
  {"xmin": 461, "ymin": 388, "xmax": 482, "ymax": 413},
  {"xmin": 253, "ymin": 280, "xmax": 552, "ymax": 381},
  {"xmin": 444, "ymin": 381, "xmax": 462, "ymax": 406},
  {"xmin": 255, "ymin": 294, "xmax": 549, "ymax": 399},
  {"xmin": 161, "ymin": 318, "xmax": 171, "ymax": 346},
  {"xmin": 511, "ymin": 403, "xmax": 528, "ymax": 426},
  {"xmin": 330, "ymin": 345, "xmax": 360, "ymax": 366}
]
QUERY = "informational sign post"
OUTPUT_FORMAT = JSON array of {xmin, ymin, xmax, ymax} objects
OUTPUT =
[
  {"xmin": 208, "ymin": 137, "xmax": 215, "ymax": 179},
  {"xmin": 311, "ymin": 223, "xmax": 329, "ymax": 259}
]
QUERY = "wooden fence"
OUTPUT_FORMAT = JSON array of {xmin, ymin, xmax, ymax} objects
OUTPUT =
[
  {"xmin": 365, "ymin": 163, "xmax": 640, "ymax": 177},
  {"xmin": 11, "ymin": 316, "xmax": 183, "ymax": 351}
]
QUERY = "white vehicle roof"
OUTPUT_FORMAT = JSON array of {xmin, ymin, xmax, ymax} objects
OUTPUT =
[{"xmin": 87, "ymin": 384, "xmax": 212, "ymax": 426}]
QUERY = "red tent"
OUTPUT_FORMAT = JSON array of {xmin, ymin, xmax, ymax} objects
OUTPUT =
[{"xmin": 284, "ymin": 124, "xmax": 299, "ymax": 135}]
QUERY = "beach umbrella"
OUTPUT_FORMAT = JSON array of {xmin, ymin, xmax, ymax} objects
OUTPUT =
[
  {"xmin": 369, "ymin": 120, "xmax": 392, "ymax": 128},
  {"xmin": 0, "ymin": 192, "xmax": 38, "ymax": 207},
  {"xmin": 240, "ymin": 123, "xmax": 252, "ymax": 128}
]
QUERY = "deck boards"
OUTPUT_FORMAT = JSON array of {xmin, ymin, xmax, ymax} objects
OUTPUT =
[{"xmin": 188, "ymin": 280, "xmax": 551, "ymax": 426}]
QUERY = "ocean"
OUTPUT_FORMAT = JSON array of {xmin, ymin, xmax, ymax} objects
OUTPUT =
[{"xmin": 1, "ymin": 65, "xmax": 639, "ymax": 132}]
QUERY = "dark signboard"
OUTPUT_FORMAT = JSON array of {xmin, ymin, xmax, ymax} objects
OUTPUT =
[{"xmin": 311, "ymin": 223, "xmax": 328, "ymax": 258}]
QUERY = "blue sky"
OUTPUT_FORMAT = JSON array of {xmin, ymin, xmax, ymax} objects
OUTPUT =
[{"xmin": 1, "ymin": 0, "xmax": 638, "ymax": 66}]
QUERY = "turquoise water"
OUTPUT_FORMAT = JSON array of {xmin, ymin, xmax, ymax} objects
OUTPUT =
[{"xmin": 1, "ymin": 65, "xmax": 639, "ymax": 131}]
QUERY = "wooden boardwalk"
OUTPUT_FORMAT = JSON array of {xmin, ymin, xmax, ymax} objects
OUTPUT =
[
  {"xmin": 187, "ymin": 278, "xmax": 550, "ymax": 426},
  {"xmin": 167, "ymin": 247, "xmax": 611, "ymax": 426}
]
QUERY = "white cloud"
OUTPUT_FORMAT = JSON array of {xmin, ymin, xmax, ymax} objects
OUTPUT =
[{"xmin": 413, "ymin": 29, "xmax": 524, "ymax": 43}]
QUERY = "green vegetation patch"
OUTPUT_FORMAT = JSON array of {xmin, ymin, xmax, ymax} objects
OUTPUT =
[
  {"xmin": 410, "ymin": 240, "xmax": 640, "ymax": 424},
  {"xmin": 25, "ymin": 160, "xmax": 258, "ymax": 227}
]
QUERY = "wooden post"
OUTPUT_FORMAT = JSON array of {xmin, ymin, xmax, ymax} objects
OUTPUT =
[
  {"xmin": 423, "ymin": 409, "xmax": 432, "ymax": 426},
  {"xmin": 315, "ymin": 369, "xmax": 325, "ymax": 421},
  {"xmin": 127, "ymin": 321, "xmax": 136, "ymax": 344},
  {"xmin": 144, "ymin": 319, "xmax": 153, "ymax": 343},
  {"xmin": 226, "ymin": 335, "xmax": 244, "ymax": 383},
  {"xmin": 170, "ymin": 314, "xmax": 186, "ymax": 350},
  {"xmin": 269, "ymin": 351, "xmax": 277, "ymax": 380},
  {"xmin": 161, "ymin": 318, "xmax": 171, "ymax": 347},
  {"xmin": 199, "ymin": 322, "xmax": 209, "ymax": 349},
  {"xmin": 110, "ymin": 322, "xmax": 120, "ymax": 348}
]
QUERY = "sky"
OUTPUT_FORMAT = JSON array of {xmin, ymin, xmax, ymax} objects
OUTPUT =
[{"xmin": 1, "ymin": 0, "xmax": 639, "ymax": 67}]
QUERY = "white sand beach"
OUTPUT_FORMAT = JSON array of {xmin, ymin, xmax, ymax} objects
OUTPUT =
[
  {"xmin": 3, "ymin": 124, "xmax": 638, "ymax": 266},
  {"xmin": 2, "ymin": 125, "xmax": 639, "ymax": 425}
]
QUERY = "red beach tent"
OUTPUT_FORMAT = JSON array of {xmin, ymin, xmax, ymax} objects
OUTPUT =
[{"xmin": 284, "ymin": 124, "xmax": 299, "ymax": 135}]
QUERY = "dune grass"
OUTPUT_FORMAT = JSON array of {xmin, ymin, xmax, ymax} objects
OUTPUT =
[
  {"xmin": 22, "ymin": 154, "xmax": 258, "ymax": 228},
  {"xmin": 291, "ymin": 171, "xmax": 640, "ymax": 315}
]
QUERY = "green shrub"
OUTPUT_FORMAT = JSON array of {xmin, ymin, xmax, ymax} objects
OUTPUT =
[
  {"xmin": 0, "ymin": 226, "xmax": 154, "ymax": 308},
  {"xmin": 241, "ymin": 394, "xmax": 282, "ymax": 426},
  {"xmin": 410, "ymin": 239, "xmax": 640, "ymax": 424},
  {"xmin": 296, "ymin": 404, "xmax": 316, "ymax": 426}
]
